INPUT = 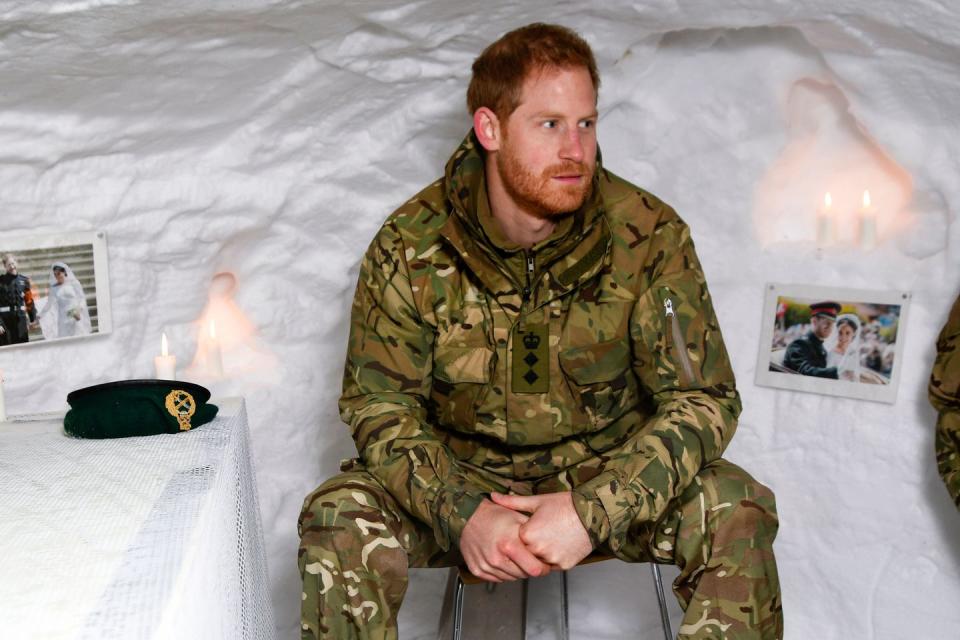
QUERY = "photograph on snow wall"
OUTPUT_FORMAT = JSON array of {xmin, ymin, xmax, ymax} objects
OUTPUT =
[
  {"xmin": 754, "ymin": 283, "xmax": 910, "ymax": 403},
  {"xmin": 0, "ymin": 231, "xmax": 112, "ymax": 349}
]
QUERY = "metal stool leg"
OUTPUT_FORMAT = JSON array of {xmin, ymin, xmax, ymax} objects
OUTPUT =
[
  {"xmin": 649, "ymin": 563, "xmax": 673, "ymax": 640},
  {"xmin": 560, "ymin": 570, "xmax": 570, "ymax": 640},
  {"xmin": 452, "ymin": 574, "xmax": 465, "ymax": 640}
]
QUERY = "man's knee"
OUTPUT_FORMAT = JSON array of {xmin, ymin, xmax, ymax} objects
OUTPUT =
[
  {"xmin": 698, "ymin": 460, "xmax": 779, "ymax": 543},
  {"xmin": 298, "ymin": 470, "xmax": 409, "ymax": 599},
  {"xmin": 298, "ymin": 470, "xmax": 394, "ymax": 545}
]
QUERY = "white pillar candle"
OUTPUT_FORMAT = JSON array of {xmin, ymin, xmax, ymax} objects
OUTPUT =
[
  {"xmin": 816, "ymin": 192, "xmax": 835, "ymax": 246},
  {"xmin": 859, "ymin": 189, "xmax": 877, "ymax": 251},
  {"xmin": 207, "ymin": 319, "xmax": 224, "ymax": 378},
  {"xmin": 154, "ymin": 332, "xmax": 177, "ymax": 380},
  {"xmin": 0, "ymin": 369, "xmax": 7, "ymax": 423}
]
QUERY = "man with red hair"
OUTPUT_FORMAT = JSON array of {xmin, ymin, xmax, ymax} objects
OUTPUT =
[
  {"xmin": 0, "ymin": 254, "xmax": 37, "ymax": 346},
  {"xmin": 783, "ymin": 301, "xmax": 842, "ymax": 379},
  {"xmin": 299, "ymin": 23, "xmax": 782, "ymax": 639}
]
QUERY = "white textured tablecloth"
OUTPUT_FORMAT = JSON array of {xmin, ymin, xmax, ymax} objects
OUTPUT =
[{"xmin": 0, "ymin": 397, "xmax": 274, "ymax": 640}]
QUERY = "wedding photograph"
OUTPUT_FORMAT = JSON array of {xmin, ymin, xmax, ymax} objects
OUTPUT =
[
  {"xmin": 0, "ymin": 231, "xmax": 111, "ymax": 350},
  {"xmin": 755, "ymin": 283, "xmax": 910, "ymax": 403}
]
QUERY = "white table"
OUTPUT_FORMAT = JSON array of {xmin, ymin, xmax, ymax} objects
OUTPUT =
[{"xmin": 0, "ymin": 398, "xmax": 274, "ymax": 639}]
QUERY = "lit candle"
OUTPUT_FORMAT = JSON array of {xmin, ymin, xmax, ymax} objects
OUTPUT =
[
  {"xmin": 859, "ymin": 190, "xmax": 877, "ymax": 250},
  {"xmin": 207, "ymin": 319, "xmax": 224, "ymax": 378},
  {"xmin": 0, "ymin": 369, "xmax": 7, "ymax": 423},
  {"xmin": 154, "ymin": 332, "xmax": 177, "ymax": 380},
  {"xmin": 816, "ymin": 192, "xmax": 835, "ymax": 246}
]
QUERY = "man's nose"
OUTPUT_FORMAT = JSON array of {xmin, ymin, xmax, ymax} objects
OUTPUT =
[{"xmin": 559, "ymin": 128, "xmax": 584, "ymax": 163}]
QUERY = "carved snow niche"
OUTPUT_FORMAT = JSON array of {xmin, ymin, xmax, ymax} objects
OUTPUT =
[{"xmin": 753, "ymin": 78, "xmax": 913, "ymax": 250}]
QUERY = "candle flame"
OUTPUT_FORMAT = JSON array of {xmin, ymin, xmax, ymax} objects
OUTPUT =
[
  {"xmin": 863, "ymin": 190, "xmax": 871, "ymax": 208},
  {"xmin": 209, "ymin": 319, "xmax": 217, "ymax": 340},
  {"xmin": 824, "ymin": 192, "xmax": 832, "ymax": 209},
  {"xmin": 161, "ymin": 332, "xmax": 169, "ymax": 357}
]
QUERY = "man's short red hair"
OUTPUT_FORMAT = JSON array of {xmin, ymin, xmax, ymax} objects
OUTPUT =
[{"xmin": 467, "ymin": 23, "xmax": 600, "ymax": 119}]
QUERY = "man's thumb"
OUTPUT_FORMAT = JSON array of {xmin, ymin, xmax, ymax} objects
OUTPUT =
[{"xmin": 490, "ymin": 492, "xmax": 539, "ymax": 513}]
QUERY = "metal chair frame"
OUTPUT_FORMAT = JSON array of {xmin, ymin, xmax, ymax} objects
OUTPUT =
[{"xmin": 450, "ymin": 558, "xmax": 674, "ymax": 640}]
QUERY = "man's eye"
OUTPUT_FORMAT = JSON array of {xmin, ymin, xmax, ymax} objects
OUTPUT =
[
  {"xmin": 579, "ymin": 119, "xmax": 596, "ymax": 129},
  {"xmin": 542, "ymin": 120, "xmax": 557, "ymax": 129}
]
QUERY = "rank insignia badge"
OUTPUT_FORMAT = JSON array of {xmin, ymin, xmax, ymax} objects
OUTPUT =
[{"xmin": 512, "ymin": 322, "xmax": 549, "ymax": 393}]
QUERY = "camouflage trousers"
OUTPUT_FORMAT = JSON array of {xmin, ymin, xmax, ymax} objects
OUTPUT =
[{"xmin": 298, "ymin": 458, "xmax": 782, "ymax": 639}]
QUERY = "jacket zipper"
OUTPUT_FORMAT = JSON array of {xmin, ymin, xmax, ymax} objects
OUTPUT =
[
  {"xmin": 523, "ymin": 252, "xmax": 535, "ymax": 301},
  {"xmin": 663, "ymin": 296, "xmax": 696, "ymax": 386},
  {"xmin": 519, "ymin": 251, "xmax": 535, "ymax": 332}
]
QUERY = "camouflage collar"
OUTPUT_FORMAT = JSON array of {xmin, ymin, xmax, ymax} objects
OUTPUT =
[
  {"xmin": 441, "ymin": 131, "xmax": 611, "ymax": 303},
  {"xmin": 474, "ymin": 181, "xmax": 577, "ymax": 254}
]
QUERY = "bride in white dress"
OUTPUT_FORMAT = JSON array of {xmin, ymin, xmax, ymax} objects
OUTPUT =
[
  {"xmin": 37, "ymin": 262, "xmax": 91, "ymax": 339},
  {"xmin": 826, "ymin": 313, "xmax": 861, "ymax": 382}
]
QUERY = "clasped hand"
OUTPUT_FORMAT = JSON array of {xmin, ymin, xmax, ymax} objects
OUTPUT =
[{"xmin": 458, "ymin": 491, "xmax": 593, "ymax": 582}]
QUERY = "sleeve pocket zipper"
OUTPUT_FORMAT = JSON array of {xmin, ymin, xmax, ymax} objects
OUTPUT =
[{"xmin": 663, "ymin": 295, "xmax": 697, "ymax": 386}]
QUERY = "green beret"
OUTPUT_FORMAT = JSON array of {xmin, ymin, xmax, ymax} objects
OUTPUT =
[{"xmin": 64, "ymin": 380, "xmax": 219, "ymax": 439}]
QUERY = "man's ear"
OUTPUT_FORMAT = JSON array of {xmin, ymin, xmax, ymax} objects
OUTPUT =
[{"xmin": 473, "ymin": 107, "xmax": 501, "ymax": 152}]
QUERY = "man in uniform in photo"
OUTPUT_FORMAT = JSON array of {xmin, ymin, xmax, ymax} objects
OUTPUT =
[
  {"xmin": 783, "ymin": 301, "xmax": 841, "ymax": 379},
  {"xmin": 0, "ymin": 254, "xmax": 37, "ymax": 346},
  {"xmin": 298, "ymin": 23, "xmax": 782, "ymax": 640}
]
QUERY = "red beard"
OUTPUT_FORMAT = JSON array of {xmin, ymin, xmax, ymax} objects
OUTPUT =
[{"xmin": 495, "ymin": 146, "xmax": 594, "ymax": 218}]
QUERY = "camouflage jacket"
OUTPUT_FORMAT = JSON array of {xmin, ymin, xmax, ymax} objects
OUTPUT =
[
  {"xmin": 339, "ymin": 132, "xmax": 741, "ymax": 552},
  {"xmin": 929, "ymin": 293, "xmax": 960, "ymax": 507}
]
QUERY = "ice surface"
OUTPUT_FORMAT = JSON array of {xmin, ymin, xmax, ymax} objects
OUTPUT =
[{"xmin": 1, "ymin": 1, "xmax": 958, "ymax": 638}]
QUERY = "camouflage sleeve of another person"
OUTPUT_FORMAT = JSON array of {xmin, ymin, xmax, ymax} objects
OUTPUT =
[
  {"xmin": 338, "ymin": 220, "xmax": 487, "ymax": 551},
  {"xmin": 572, "ymin": 213, "xmax": 741, "ymax": 552},
  {"xmin": 928, "ymin": 292, "xmax": 960, "ymax": 507}
]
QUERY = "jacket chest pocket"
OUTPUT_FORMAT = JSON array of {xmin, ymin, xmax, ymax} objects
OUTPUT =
[
  {"xmin": 431, "ymin": 343, "xmax": 494, "ymax": 432},
  {"xmin": 557, "ymin": 301, "xmax": 639, "ymax": 433}
]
